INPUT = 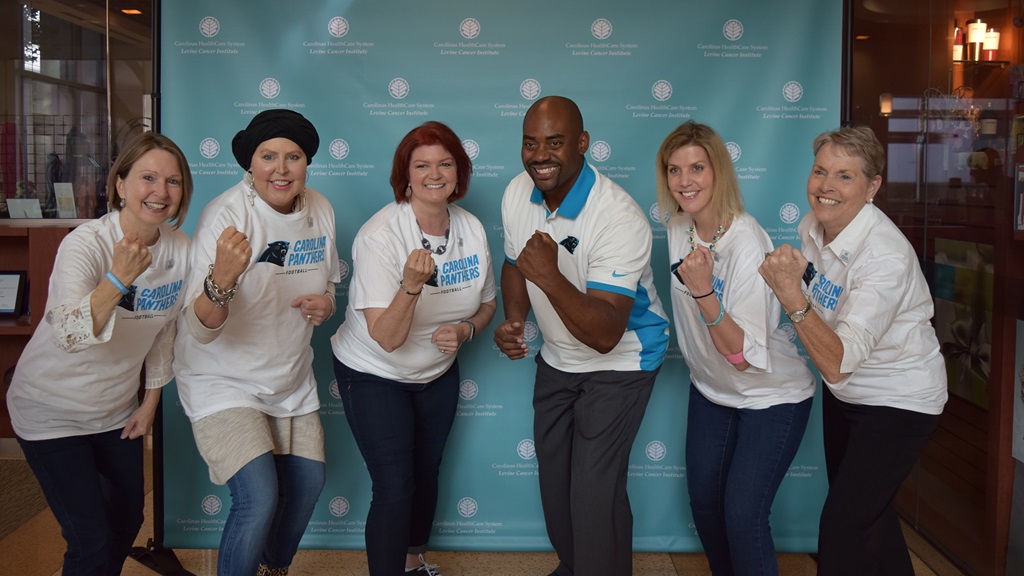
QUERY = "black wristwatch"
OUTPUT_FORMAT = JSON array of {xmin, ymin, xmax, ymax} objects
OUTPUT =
[{"xmin": 787, "ymin": 301, "xmax": 812, "ymax": 323}]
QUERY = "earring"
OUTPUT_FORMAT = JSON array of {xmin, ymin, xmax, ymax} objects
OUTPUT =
[
  {"xmin": 406, "ymin": 185, "xmax": 412, "ymax": 197},
  {"xmin": 119, "ymin": 198, "xmax": 126, "ymax": 208}
]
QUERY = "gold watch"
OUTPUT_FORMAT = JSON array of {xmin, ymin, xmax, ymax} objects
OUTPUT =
[{"xmin": 787, "ymin": 301, "xmax": 812, "ymax": 323}]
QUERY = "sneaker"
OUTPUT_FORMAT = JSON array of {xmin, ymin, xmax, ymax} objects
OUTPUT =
[{"xmin": 405, "ymin": 554, "xmax": 443, "ymax": 576}]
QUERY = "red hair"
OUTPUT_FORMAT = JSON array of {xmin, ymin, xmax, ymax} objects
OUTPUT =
[{"xmin": 390, "ymin": 121, "xmax": 471, "ymax": 203}]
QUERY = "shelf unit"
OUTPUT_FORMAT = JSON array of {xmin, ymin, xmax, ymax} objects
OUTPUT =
[{"xmin": 0, "ymin": 220, "xmax": 85, "ymax": 437}]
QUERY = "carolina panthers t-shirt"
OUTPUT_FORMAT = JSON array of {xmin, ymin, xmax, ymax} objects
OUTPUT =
[
  {"xmin": 174, "ymin": 180, "xmax": 340, "ymax": 421},
  {"xmin": 331, "ymin": 201, "xmax": 496, "ymax": 384},
  {"xmin": 9, "ymin": 212, "xmax": 189, "ymax": 440}
]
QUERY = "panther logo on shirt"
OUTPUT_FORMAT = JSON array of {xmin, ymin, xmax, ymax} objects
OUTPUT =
[
  {"xmin": 257, "ymin": 240, "xmax": 290, "ymax": 267},
  {"xmin": 117, "ymin": 285, "xmax": 137, "ymax": 311},
  {"xmin": 559, "ymin": 236, "xmax": 579, "ymax": 255}
]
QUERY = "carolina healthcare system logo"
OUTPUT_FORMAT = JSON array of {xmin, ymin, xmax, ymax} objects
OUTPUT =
[
  {"xmin": 783, "ymin": 81, "xmax": 804, "ymax": 103},
  {"xmin": 459, "ymin": 379, "xmax": 479, "ymax": 401},
  {"xmin": 389, "ymin": 78, "xmax": 410, "ymax": 100},
  {"xmin": 649, "ymin": 203, "xmax": 665, "ymax": 225},
  {"xmin": 457, "ymin": 497, "xmax": 479, "ymax": 518},
  {"xmin": 522, "ymin": 321, "xmax": 540, "ymax": 342},
  {"xmin": 646, "ymin": 440, "xmax": 668, "ymax": 462},
  {"xmin": 520, "ymin": 78, "xmax": 542, "ymax": 101},
  {"xmin": 201, "ymin": 495, "xmax": 223, "ymax": 515},
  {"xmin": 725, "ymin": 141, "xmax": 742, "ymax": 163},
  {"xmin": 652, "ymin": 80, "xmax": 673, "ymax": 102},
  {"xmin": 200, "ymin": 138, "xmax": 220, "ymax": 159},
  {"xmin": 259, "ymin": 78, "xmax": 281, "ymax": 99},
  {"xmin": 517, "ymin": 439, "xmax": 536, "ymax": 460},
  {"xmin": 329, "ymin": 379, "xmax": 341, "ymax": 400},
  {"xmin": 779, "ymin": 202, "xmax": 801, "ymax": 224},
  {"xmin": 591, "ymin": 18, "xmax": 613, "ymax": 40},
  {"xmin": 330, "ymin": 139, "xmax": 350, "ymax": 160},
  {"xmin": 589, "ymin": 140, "xmax": 612, "ymax": 163},
  {"xmin": 460, "ymin": 18, "xmax": 481, "ymax": 39},
  {"xmin": 462, "ymin": 139, "xmax": 480, "ymax": 160},
  {"xmin": 328, "ymin": 16, "xmax": 350, "ymax": 38},
  {"xmin": 780, "ymin": 323, "xmax": 798, "ymax": 342},
  {"xmin": 199, "ymin": 16, "xmax": 220, "ymax": 38},
  {"xmin": 338, "ymin": 259, "xmax": 351, "ymax": 281},
  {"xmin": 723, "ymin": 19, "xmax": 744, "ymax": 41},
  {"xmin": 329, "ymin": 496, "xmax": 351, "ymax": 517}
]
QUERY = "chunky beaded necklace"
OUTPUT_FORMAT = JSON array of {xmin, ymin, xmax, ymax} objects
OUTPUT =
[
  {"xmin": 687, "ymin": 224, "xmax": 724, "ymax": 260},
  {"xmin": 417, "ymin": 210, "xmax": 450, "ymax": 255}
]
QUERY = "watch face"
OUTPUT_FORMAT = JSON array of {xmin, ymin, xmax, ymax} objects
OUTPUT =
[{"xmin": 789, "ymin": 303, "xmax": 810, "ymax": 323}]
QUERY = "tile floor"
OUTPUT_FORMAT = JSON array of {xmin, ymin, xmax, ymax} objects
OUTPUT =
[{"xmin": 0, "ymin": 438, "xmax": 966, "ymax": 576}]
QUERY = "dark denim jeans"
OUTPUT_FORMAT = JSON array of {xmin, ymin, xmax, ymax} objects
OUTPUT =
[
  {"xmin": 219, "ymin": 452, "xmax": 325, "ymax": 576},
  {"xmin": 333, "ymin": 356, "xmax": 459, "ymax": 576},
  {"xmin": 685, "ymin": 384, "xmax": 812, "ymax": 576},
  {"xmin": 18, "ymin": 429, "xmax": 144, "ymax": 576}
]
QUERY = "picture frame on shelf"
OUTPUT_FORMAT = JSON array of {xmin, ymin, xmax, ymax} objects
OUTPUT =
[{"xmin": 0, "ymin": 271, "xmax": 27, "ymax": 318}]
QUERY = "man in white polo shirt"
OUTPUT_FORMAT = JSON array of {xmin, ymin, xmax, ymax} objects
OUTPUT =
[{"xmin": 494, "ymin": 95, "xmax": 670, "ymax": 576}]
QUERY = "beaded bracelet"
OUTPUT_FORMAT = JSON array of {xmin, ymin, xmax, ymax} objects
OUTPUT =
[{"xmin": 105, "ymin": 271, "xmax": 130, "ymax": 295}]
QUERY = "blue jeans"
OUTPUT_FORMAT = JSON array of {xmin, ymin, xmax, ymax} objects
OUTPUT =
[
  {"xmin": 18, "ymin": 429, "xmax": 144, "ymax": 576},
  {"xmin": 333, "ymin": 356, "xmax": 459, "ymax": 576},
  {"xmin": 685, "ymin": 384, "xmax": 812, "ymax": 576},
  {"xmin": 219, "ymin": 452, "xmax": 325, "ymax": 576}
]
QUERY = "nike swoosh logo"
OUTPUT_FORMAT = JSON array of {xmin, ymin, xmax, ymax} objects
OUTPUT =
[{"xmin": 612, "ymin": 271, "xmax": 627, "ymax": 277}]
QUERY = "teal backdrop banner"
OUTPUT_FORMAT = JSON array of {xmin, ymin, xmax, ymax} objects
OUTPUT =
[{"xmin": 159, "ymin": 0, "xmax": 842, "ymax": 552}]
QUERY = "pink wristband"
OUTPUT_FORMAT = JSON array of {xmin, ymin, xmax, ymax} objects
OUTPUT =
[{"xmin": 724, "ymin": 351, "xmax": 745, "ymax": 364}]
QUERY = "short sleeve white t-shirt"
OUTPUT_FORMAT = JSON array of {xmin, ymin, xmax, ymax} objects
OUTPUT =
[
  {"xmin": 667, "ymin": 211, "xmax": 815, "ymax": 409},
  {"xmin": 501, "ymin": 164, "xmax": 669, "ymax": 373},
  {"xmin": 799, "ymin": 203, "xmax": 947, "ymax": 415},
  {"xmin": 174, "ymin": 180, "xmax": 340, "ymax": 421},
  {"xmin": 9, "ymin": 212, "xmax": 190, "ymax": 440},
  {"xmin": 331, "ymin": 201, "xmax": 496, "ymax": 383}
]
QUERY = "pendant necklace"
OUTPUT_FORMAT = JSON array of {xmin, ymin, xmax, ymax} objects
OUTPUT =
[
  {"xmin": 688, "ymin": 224, "xmax": 724, "ymax": 261},
  {"xmin": 417, "ymin": 210, "xmax": 450, "ymax": 255}
]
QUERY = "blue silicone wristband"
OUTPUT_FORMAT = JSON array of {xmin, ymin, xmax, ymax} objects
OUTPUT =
[
  {"xmin": 700, "ymin": 297, "xmax": 725, "ymax": 327},
  {"xmin": 105, "ymin": 271, "xmax": 129, "ymax": 295}
]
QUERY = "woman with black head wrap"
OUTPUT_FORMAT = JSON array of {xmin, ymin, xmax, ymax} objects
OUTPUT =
[{"xmin": 174, "ymin": 109, "xmax": 340, "ymax": 576}]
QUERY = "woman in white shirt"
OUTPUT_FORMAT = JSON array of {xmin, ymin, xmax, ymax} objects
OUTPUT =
[
  {"xmin": 8, "ymin": 132, "xmax": 193, "ymax": 576},
  {"xmin": 657, "ymin": 121, "xmax": 816, "ymax": 576},
  {"xmin": 331, "ymin": 121, "xmax": 496, "ymax": 576},
  {"xmin": 174, "ymin": 109, "xmax": 339, "ymax": 576},
  {"xmin": 760, "ymin": 126, "xmax": 947, "ymax": 576}
]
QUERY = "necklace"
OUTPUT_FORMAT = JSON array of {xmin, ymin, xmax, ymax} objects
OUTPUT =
[
  {"xmin": 687, "ymin": 224, "xmax": 724, "ymax": 260},
  {"xmin": 417, "ymin": 210, "xmax": 450, "ymax": 255}
]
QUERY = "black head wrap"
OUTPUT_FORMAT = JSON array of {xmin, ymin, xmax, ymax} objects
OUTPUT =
[{"xmin": 231, "ymin": 109, "xmax": 320, "ymax": 170}]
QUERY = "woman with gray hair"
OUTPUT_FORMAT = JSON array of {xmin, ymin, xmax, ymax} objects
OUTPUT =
[{"xmin": 759, "ymin": 126, "xmax": 947, "ymax": 575}]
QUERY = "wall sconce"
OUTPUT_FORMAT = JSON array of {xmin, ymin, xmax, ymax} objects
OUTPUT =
[
  {"xmin": 879, "ymin": 93, "xmax": 893, "ymax": 117},
  {"xmin": 983, "ymin": 28, "xmax": 1000, "ymax": 60}
]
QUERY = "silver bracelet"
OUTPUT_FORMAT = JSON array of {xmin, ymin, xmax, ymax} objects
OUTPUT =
[{"xmin": 205, "ymin": 264, "xmax": 238, "ymax": 305}]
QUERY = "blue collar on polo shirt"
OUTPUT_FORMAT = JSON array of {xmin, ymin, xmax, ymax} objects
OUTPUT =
[{"xmin": 529, "ymin": 164, "xmax": 596, "ymax": 219}]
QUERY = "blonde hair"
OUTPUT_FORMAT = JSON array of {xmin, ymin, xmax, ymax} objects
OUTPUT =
[
  {"xmin": 655, "ymin": 121, "xmax": 743, "ymax": 224},
  {"xmin": 107, "ymin": 132, "xmax": 193, "ymax": 230}
]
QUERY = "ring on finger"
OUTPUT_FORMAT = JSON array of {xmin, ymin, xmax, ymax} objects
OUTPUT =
[
  {"xmin": 764, "ymin": 251, "xmax": 772, "ymax": 259},
  {"xmin": 306, "ymin": 314, "xmax": 312, "ymax": 322}
]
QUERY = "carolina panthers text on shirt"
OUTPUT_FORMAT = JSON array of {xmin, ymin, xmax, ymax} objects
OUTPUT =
[
  {"xmin": 809, "ymin": 272, "xmax": 843, "ymax": 311},
  {"xmin": 288, "ymin": 235, "xmax": 328, "ymax": 266},
  {"xmin": 711, "ymin": 275, "xmax": 724, "ymax": 299},
  {"xmin": 439, "ymin": 254, "xmax": 481, "ymax": 286},
  {"xmin": 135, "ymin": 280, "xmax": 183, "ymax": 312}
]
